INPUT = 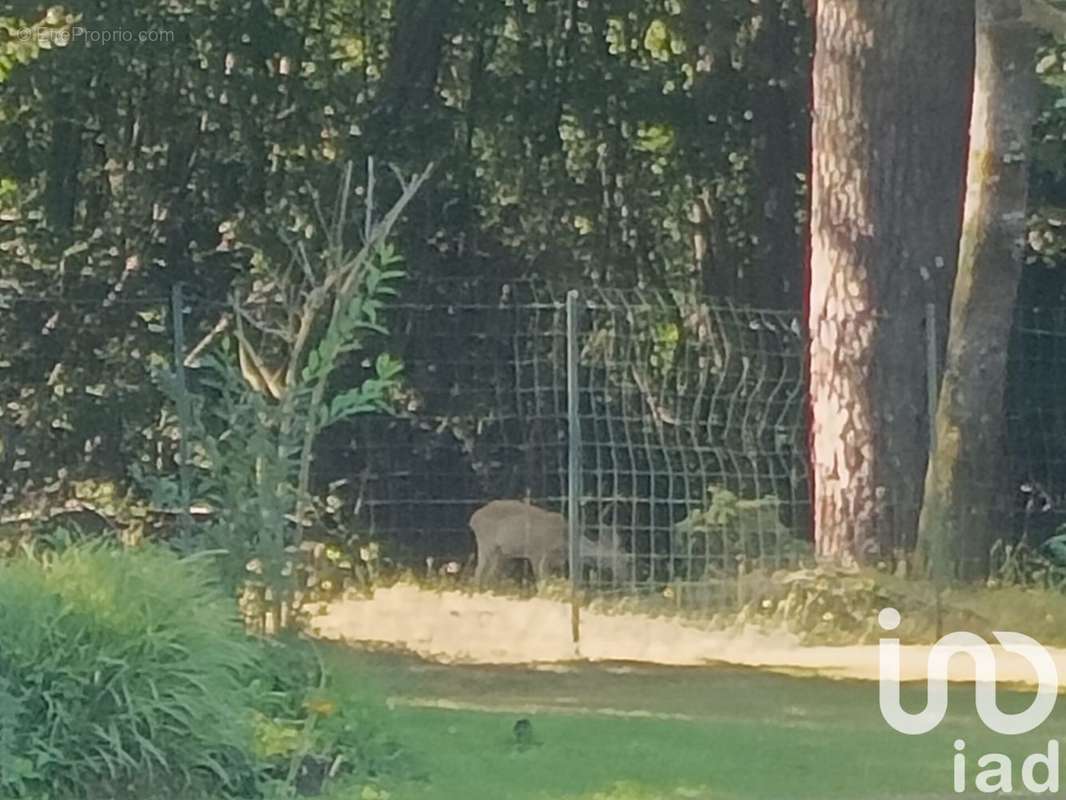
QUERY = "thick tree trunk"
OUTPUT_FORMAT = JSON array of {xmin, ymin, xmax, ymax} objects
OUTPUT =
[
  {"xmin": 917, "ymin": 0, "xmax": 1039, "ymax": 580},
  {"xmin": 808, "ymin": 0, "xmax": 973, "ymax": 562}
]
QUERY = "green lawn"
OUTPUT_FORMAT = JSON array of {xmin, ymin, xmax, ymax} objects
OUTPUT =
[{"xmin": 320, "ymin": 645, "xmax": 1060, "ymax": 799}]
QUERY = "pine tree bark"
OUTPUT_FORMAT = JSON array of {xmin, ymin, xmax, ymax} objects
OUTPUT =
[
  {"xmin": 917, "ymin": 0, "xmax": 1040, "ymax": 580},
  {"xmin": 808, "ymin": 0, "xmax": 973, "ymax": 562}
]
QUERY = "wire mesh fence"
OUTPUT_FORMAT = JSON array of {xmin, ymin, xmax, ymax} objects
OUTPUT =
[
  {"xmin": 1007, "ymin": 306, "xmax": 1066, "ymax": 540},
  {"xmin": 1, "ymin": 283, "xmax": 1065, "ymax": 612},
  {"xmin": 340, "ymin": 283, "xmax": 811, "ymax": 603}
]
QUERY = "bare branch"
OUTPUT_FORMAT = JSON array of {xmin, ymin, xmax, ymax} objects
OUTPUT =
[
  {"xmin": 296, "ymin": 241, "xmax": 317, "ymax": 287},
  {"xmin": 283, "ymin": 287, "xmax": 328, "ymax": 391},
  {"xmin": 233, "ymin": 296, "xmax": 286, "ymax": 400},
  {"xmin": 310, "ymin": 191, "xmax": 332, "ymax": 266},
  {"xmin": 233, "ymin": 301, "xmax": 292, "ymax": 344},
  {"xmin": 245, "ymin": 279, "xmax": 279, "ymax": 304},
  {"xmin": 335, "ymin": 160, "xmax": 354, "ymax": 249},
  {"xmin": 335, "ymin": 163, "xmax": 434, "ymax": 303},
  {"xmin": 364, "ymin": 156, "xmax": 375, "ymax": 243},
  {"xmin": 184, "ymin": 314, "xmax": 231, "ymax": 367}
]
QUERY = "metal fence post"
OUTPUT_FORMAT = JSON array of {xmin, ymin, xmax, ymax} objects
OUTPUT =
[
  {"xmin": 925, "ymin": 302, "xmax": 939, "ymax": 453},
  {"xmin": 924, "ymin": 300, "xmax": 944, "ymax": 636},
  {"xmin": 566, "ymin": 289, "xmax": 582, "ymax": 645},
  {"xmin": 171, "ymin": 283, "xmax": 193, "ymax": 536}
]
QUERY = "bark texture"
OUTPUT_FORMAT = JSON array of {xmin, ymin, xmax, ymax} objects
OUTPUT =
[
  {"xmin": 808, "ymin": 0, "xmax": 973, "ymax": 561},
  {"xmin": 918, "ymin": 0, "xmax": 1039, "ymax": 580}
]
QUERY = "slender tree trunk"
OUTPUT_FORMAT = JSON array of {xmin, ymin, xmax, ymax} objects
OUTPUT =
[
  {"xmin": 918, "ymin": 0, "xmax": 1040, "ymax": 580},
  {"xmin": 749, "ymin": 0, "xmax": 810, "ymax": 310},
  {"xmin": 808, "ymin": 0, "xmax": 973, "ymax": 562},
  {"xmin": 376, "ymin": 0, "xmax": 452, "ymax": 122}
]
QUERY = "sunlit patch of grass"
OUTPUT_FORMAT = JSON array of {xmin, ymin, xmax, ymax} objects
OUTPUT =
[
  {"xmin": 554, "ymin": 782, "xmax": 714, "ymax": 799},
  {"xmin": 318, "ymin": 644, "xmax": 1060, "ymax": 800}
]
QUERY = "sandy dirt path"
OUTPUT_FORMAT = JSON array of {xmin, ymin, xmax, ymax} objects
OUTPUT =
[{"xmin": 310, "ymin": 584, "xmax": 1066, "ymax": 688}]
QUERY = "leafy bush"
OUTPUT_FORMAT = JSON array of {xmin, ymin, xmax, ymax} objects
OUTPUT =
[
  {"xmin": 725, "ymin": 565, "xmax": 926, "ymax": 644},
  {"xmin": 989, "ymin": 533, "xmax": 1066, "ymax": 591},
  {"xmin": 0, "ymin": 544, "xmax": 411, "ymax": 799},
  {"xmin": 140, "ymin": 166, "xmax": 425, "ymax": 626},
  {"xmin": 0, "ymin": 542, "xmax": 261, "ymax": 799},
  {"xmin": 251, "ymin": 637, "xmax": 415, "ymax": 797},
  {"xmin": 673, "ymin": 487, "xmax": 811, "ymax": 580}
]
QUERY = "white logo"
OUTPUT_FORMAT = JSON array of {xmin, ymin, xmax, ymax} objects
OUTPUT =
[{"xmin": 877, "ymin": 607, "xmax": 1058, "ymax": 736}]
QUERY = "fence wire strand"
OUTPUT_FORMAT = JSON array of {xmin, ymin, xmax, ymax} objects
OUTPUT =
[{"xmin": 1, "ymin": 286, "xmax": 1065, "ymax": 607}]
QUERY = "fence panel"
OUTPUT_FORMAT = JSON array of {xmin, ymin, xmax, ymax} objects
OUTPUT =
[
  {"xmin": 343, "ymin": 282, "xmax": 809, "ymax": 608},
  {"xmin": 573, "ymin": 288, "xmax": 808, "ymax": 603},
  {"xmin": 2, "ymin": 284, "xmax": 1065, "ymax": 615}
]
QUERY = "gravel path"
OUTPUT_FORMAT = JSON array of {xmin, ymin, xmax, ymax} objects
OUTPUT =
[{"xmin": 311, "ymin": 584, "xmax": 1066, "ymax": 688}]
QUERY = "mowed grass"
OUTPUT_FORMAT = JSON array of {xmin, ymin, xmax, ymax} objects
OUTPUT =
[{"xmin": 320, "ymin": 644, "xmax": 1060, "ymax": 800}]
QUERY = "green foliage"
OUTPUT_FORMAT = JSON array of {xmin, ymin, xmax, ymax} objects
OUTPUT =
[
  {"xmin": 566, "ymin": 784, "xmax": 712, "ymax": 800},
  {"xmin": 254, "ymin": 646, "xmax": 411, "ymax": 797},
  {"xmin": 126, "ymin": 159, "xmax": 423, "ymax": 601},
  {"xmin": 0, "ymin": 8, "xmax": 72, "ymax": 89},
  {"xmin": 677, "ymin": 486, "xmax": 744, "ymax": 530},
  {"xmin": 988, "ymin": 533, "xmax": 1066, "ymax": 591},
  {"xmin": 456, "ymin": 0, "xmax": 810, "ymax": 293},
  {"xmin": 0, "ymin": 0, "xmax": 399, "ymax": 511},
  {"xmin": 0, "ymin": 542, "xmax": 261, "ymax": 799},
  {"xmin": 1031, "ymin": 38, "xmax": 1066, "ymax": 269},
  {"xmin": 308, "ymin": 244, "xmax": 408, "ymax": 429},
  {"xmin": 158, "ymin": 344, "xmax": 300, "ymax": 589},
  {"xmin": 3, "ymin": 0, "xmax": 1065, "ymax": 534},
  {"xmin": 673, "ymin": 487, "xmax": 804, "ymax": 579},
  {"xmin": 0, "ymin": 17, "xmax": 41, "ymax": 84},
  {"xmin": 0, "ymin": 0, "xmax": 810, "ymax": 535},
  {"xmin": 0, "ymin": 543, "xmax": 413, "ymax": 799}
]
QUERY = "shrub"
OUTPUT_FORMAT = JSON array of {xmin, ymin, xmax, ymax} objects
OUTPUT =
[
  {"xmin": 0, "ymin": 542, "xmax": 262, "ymax": 799},
  {"xmin": 250, "ymin": 637, "xmax": 415, "ymax": 797},
  {"xmin": 139, "ymin": 164, "xmax": 427, "ymax": 627},
  {"xmin": 673, "ymin": 487, "xmax": 811, "ymax": 581}
]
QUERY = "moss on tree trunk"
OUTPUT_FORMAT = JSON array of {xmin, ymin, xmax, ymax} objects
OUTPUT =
[{"xmin": 917, "ymin": 0, "xmax": 1040, "ymax": 581}]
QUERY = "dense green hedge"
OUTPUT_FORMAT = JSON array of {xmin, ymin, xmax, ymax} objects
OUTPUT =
[
  {"xmin": 0, "ymin": 542, "xmax": 411, "ymax": 799},
  {"xmin": 0, "ymin": 543, "xmax": 262, "ymax": 798}
]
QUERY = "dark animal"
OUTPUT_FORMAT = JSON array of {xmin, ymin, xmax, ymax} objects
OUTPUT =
[{"xmin": 512, "ymin": 718, "xmax": 534, "ymax": 748}]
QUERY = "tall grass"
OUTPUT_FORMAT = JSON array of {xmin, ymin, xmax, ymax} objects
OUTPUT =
[{"xmin": 0, "ymin": 543, "xmax": 261, "ymax": 799}]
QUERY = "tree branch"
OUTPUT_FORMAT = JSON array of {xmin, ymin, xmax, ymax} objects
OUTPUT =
[
  {"xmin": 233, "ymin": 297, "xmax": 285, "ymax": 399},
  {"xmin": 184, "ymin": 314, "xmax": 231, "ymax": 367}
]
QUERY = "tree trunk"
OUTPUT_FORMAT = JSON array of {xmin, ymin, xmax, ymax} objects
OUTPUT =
[
  {"xmin": 376, "ymin": 0, "xmax": 452, "ymax": 123},
  {"xmin": 749, "ymin": 0, "xmax": 810, "ymax": 310},
  {"xmin": 808, "ymin": 0, "xmax": 973, "ymax": 562},
  {"xmin": 917, "ymin": 0, "xmax": 1039, "ymax": 580}
]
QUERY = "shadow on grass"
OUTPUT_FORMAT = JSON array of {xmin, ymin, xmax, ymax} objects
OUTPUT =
[{"xmin": 317, "ymin": 643, "xmax": 1056, "ymax": 800}]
